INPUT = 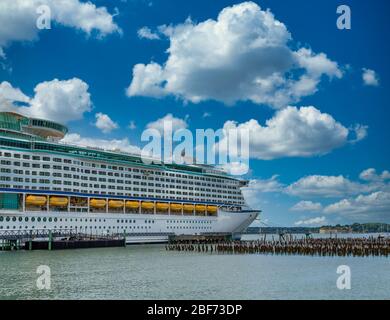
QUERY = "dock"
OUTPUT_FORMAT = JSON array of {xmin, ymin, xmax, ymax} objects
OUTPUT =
[
  {"xmin": 166, "ymin": 236, "xmax": 390, "ymax": 257},
  {"xmin": 0, "ymin": 229, "xmax": 126, "ymax": 251}
]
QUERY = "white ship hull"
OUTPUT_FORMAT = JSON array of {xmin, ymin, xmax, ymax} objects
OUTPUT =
[{"xmin": 0, "ymin": 209, "xmax": 259, "ymax": 244}]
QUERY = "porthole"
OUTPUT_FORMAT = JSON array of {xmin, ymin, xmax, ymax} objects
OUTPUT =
[
  {"xmin": 18, "ymin": 217, "xmax": 22, "ymax": 222},
  {"xmin": 43, "ymin": 217, "xmax": 47, "ymax": 222},
  {"xmin": 31, "ymin": 217, "xmax": 35, "ymax": 222},
  {"xmin": 0, "ymin": 216, "xmax": 3, "ymax": 222},
  {"xmin": 25, "ymin": 217, "xmax": 28, "ymax": 222},
  {"xmin": 6, "ymin": 217, "xmax": 10, "ymax": 222},
  {"xmin": 54, "ymin": 218, "xmax": 57, "ymax": 222},
  {"xmin": 37, "ymin": 217, "xmax": 41, "ymax": 222},
  {"xmin": 49, "ymin": 218, "xmax": 52, "ymax": 222}
]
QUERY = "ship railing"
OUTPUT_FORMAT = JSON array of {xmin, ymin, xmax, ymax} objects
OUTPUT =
[{"xmin": 0, "ymin": 229, "xmax": 124, "ymax": 241}]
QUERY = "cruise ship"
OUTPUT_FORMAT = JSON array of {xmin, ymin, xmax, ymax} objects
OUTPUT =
[{"xmin": 0, "ymin": 112, "xmax": 259, "ymax": 243}]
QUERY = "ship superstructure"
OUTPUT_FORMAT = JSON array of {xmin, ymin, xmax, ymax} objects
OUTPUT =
[{"xmin": 0, "ymin": 112, "xmax": 259, "ymax": 243}]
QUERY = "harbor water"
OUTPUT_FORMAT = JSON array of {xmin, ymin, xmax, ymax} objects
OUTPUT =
[{"xmin": 0, "ymin": 234, "xmax": 389, "ymax": 300}]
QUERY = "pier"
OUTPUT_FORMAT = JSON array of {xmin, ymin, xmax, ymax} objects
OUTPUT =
[
  {"xmin": 166, "ymin": 236, "xmax": 390, "ymax": 257},
  {"xmin": 0, "ymin": 229, "xmax": 125, "ymax": 251}
]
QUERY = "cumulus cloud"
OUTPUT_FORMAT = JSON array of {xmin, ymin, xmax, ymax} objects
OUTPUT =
[
  {"xmin": 349, "ymin": 124, "xmax": 368, "ymax": 144},
  {"xmin": 286, "ymin": 175, "xmax": 372, "ymax": 198},
  {"xmin": 324, "ymin": 191, "xmax": 390, "ymax": 222},
  {"xmin": 290, "ymin": 201, "xmax": 323, "ymax": 212},
  {"xmin": 244, "ymin": 176, "xmax": 285, "ymax": 193},
  {"xmin": 287, "ymin": 168, "xmax": 390, "ymax": 199},
  {"xmin": 61, "ymin": 133, "xmax": 140, "ymax": 155},
  {"xmin": 0, "ymin": 78, "xmax": 92, "ymax": 123},
  {"xmin": 137, "ymin": 26, "xmax": 160, "ymax": 40},
  {"xmin": 294, "ymin": 216, "xmax": 326, "ymax": 226},
  {"xmin": 359, "ymin": 168, "xmax": 390, "ymax": 183},
  {"xmin": 127, "ymin": 2, "xmax": 342, "ymax": 108},
  {"xmin": 94, "ymin": 112, "xmax": 118, "ymax": 133},
  {"xmin": 146, "ymin": 113, "xmax": 188, "ymax": 133},
  {"xmin": 0, "ymin": 0, "xmax": 121, "ymax": 58},
  {"xmin": 241, "ymin": 176, "xmax": 284, "ymax": 207},
  {"xmin": 0, "ymin": 81, "xmax": 30, "ymax": 107},
  {"xmin": 219, "ymin": 162, "xmax": 250, "ymax": 176},
  {"xmin": 218, "ymin": 106, "xmax": 363, "ymax": 160},
  {"xmin": 362, "ymin": 68, "xmax": 379, "ymax": 86}
]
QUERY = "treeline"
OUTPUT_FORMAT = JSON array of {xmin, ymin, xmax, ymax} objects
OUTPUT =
[
  {"xmin": 330, "ymin": 223, "xmax": 390, "ymax": 233},
  {"xmin": 245, "ymin": 223, "xmax": 390, "ymax": 234}
]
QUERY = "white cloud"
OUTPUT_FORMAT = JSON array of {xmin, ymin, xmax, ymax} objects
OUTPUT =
[
  {"xmin": 0, "ymin": 81, "xmax": 30, "ymax": 108},
  {"xmin": 0, "ymin": 78, "xmax": 92, "ymax": 123},
  {"xmin": 137, "ymin": 26, "xmax": 160, "ymax": 40},
  {"xmin": 294, "ymin": 216, "xmax": 326, "ymax": 226},
  {"xmin": 324, "ymin": 191, "xmax": 390, "ymax": 222},
  {"xmin": 128, "ymin": 120, "xmax": 137, "ymax": 130},
  {"xmin": 0, "ymin": 0, "xmax": 121, "ymax": 58},
  {"xmin": 94, "ymin": 112, "xmax": 118, "ymax": 133},
  {"xmin": 146, "ymin": 113, "xmax": 188, "ymax": 133},
  {"xmin": 219, "ymin": 106, "xmax": 361, "ymax": 160},
  {"xmin": 219, "ymin": 162, "xmax": 250, "ymax": 176},
  {"xmin": 286, "ymin": 175, "xmax": 372, "ymax": 198},
  {"xmin": 349, "ymin": 124, "xmax": 368, "ymax": 144},
  {"xmin": 244, "ymin": 176, "xmax": 285, "ymax": 193},
  {"xmin": 61, "ymin": 133, "xmax": 140, "ymax": 155},
  {"xmin": 290, "ymin": 201, "xmax": 323, "ymax": 212},
  {"xmin": 242, "ymin": 176, "xmax": 284, "ymax": 207},
  {"xmin": 127, "ymin": 2, "xmax": 342, "ymax": 108},
  {"xmin": 287, "ymin": 168, "xmax": 390, "ymax": 199},
  {"xmin": 202, "ymin": 112, "xmax": 211, "ymax": 118},
  {"xmin": 359, "ymin": 168, "xmax": 390, "ymax": 182},
  {"xmin": 362, "ymin": 68, "xmax": 379, "ymax": 86}
]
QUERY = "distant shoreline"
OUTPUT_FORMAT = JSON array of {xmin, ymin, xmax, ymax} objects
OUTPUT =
[{"xmin": 244, "ymin": 223, "xmax": 390, "ymax": 235}]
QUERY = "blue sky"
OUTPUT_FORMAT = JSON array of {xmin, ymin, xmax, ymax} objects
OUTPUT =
[{"xmin": 0, "ymin": 0, "xmax": 389, "ymax": 226}]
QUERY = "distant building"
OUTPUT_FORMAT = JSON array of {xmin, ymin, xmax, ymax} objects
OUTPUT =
[{"xmin": 319, "ymin": 227, "xmax": 352, "ymax": 234}]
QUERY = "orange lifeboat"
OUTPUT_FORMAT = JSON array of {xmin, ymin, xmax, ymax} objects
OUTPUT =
[
  {"xmin": 156, "ymin": 203, "xmax": 169, "ymax": 211},
  {"xmin": 207, "ymin": 205, "xmax": 218, "ymax": 214},
  {"xmin": 195, "ymin": 204, "xmax": 206, "ymax": 212},
  {"xmin": 170, "ymin": 203, "xmax": 183, "ymax": 211},
  {"xmin": 141, "ymin": 202, "xmax": 154, "ymax": 210},
  {"xmin": 90, "ymin": 199, "xmax": 106, "ymax": 208},
  {"xmin": 49, "ymin": 197, "xmax": 68, "ymax": 207},
  {"xmin": 125, "ymin": 201, "xmax": 140, "ymax": 209},
  {"xmin": 183, "ymin": 204, "xmax": 195, "ymax": 212},
  {"xmin": 26, "ymin": 195, "xmax": 47, "ymax": 206},
  {"xmin": 108, "ymin": 200, "xmax": 124, "ymax": 209}
]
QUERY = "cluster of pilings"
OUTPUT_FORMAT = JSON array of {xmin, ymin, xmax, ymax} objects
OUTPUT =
[{"xmin": 166, "ymin": 236, "xmax": 390, "ymax": 257}]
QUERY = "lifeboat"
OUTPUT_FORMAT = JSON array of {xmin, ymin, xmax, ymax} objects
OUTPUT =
[
  {"xmin": 170, "ymin": 203, "xmax": 183, "ymax": 211},
  {"xmin": 90, "ymin": 199, "xmax": 106, "ymax": 208},
  {"xmin": 207, "ymin": 205, "xmax": 218, "ymax": 213},
  {"xmin": 183, "ymin": 204, "xmax": 195, "ymax": 212},
  {"xmin": 195, "ymin": 204, "xmax": 206, "ymax": 212},
  {"xmin": 156, "ymin": 202, "xmax": 169, "ymax": 211},
  {"xmin": 125, "ymin": 201, "xmax": 140, "ymax": 209},
  {"xmin": 26, "ymin": 195, "xmax": 47, "ymax": 206},
  {"xmin": 141, "ymin": 201, "xmax": 154, "ymax": 210},
  {"xmin": 108, "ymin": 200, "xmax": 124, "ymax": 208},
  {"xmin": 49, "ymin": 197, "xmax": 68, "ymax": 207}
]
